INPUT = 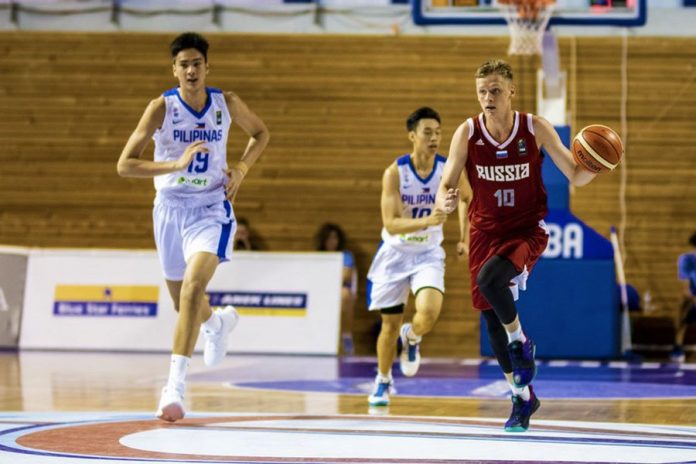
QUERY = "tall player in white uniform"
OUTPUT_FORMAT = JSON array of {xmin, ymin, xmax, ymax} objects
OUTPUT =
[
  {"xmin": 367, "ymin": 107, "xmax": 469, "ymax": 406},
  {"xmin": 117, "ymin": 33, "xmax": 270, "ymax": 422}
]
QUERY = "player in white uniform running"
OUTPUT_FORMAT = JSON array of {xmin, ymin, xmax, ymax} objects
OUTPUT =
[
  {"xmin": 367, "ymin": 107, "xmax": 469, "ymax": 406},
  {"xmin": 117, "ymin": 32, "xmax": 270, "ymax": 422}
]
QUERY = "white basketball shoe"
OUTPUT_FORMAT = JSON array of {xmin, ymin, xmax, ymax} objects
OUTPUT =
[
  {"xmin": 399, "ymin": 323, "xmax": 422, "ymax": 377},
  {"xmin": 203, "ymin": 305, "xmax": 239, "ymax": 367},
  {"xmin": 156, "ymin": 385, "xmax": 185, "ymax": 422}
]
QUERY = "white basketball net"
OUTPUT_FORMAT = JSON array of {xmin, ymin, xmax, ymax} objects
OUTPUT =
[{"xmin": 497, "ymin": 0, "xmax": 555, "ymax": 56}]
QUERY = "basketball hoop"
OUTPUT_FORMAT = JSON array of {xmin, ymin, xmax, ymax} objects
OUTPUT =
[{"xmin": 496, "ymin": 0, "xmax": 555, "ymax": 56}]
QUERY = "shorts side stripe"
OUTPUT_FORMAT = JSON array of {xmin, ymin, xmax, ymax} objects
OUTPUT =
[
  {"xmin": 217, "ymin": 200, "xmax": 233, "ymax": 259},
  {"xmin": 217, "ymin": 222, "xmax": 232, "ymax": 259}
]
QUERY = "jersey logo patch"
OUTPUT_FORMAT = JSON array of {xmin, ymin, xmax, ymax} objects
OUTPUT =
[
  {"xmin": 476, "ymin": 139, "xmax": 485, "ymax": 146},
  {"xmin": 216, "ymin": 111, "xmax": 222, "ymax": 125},
  {"xmin": 496, "ymin": 150, "xmax": 508, "ymax": 159},
  {"xmin": 518, "ymin": 138, "xmax": 527, "ymax": 156}
]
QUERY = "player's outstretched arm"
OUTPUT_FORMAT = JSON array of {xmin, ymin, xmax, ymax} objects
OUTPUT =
[
  {"xmin": 436, "ymin": 122, "xmax": 469, "ymax": 214},
  {"xmin": 381, "ymin": 164, "xmax": 446, "ymax": 235},
  {"xmin": 117, "ymin": 97, "xmax": 202, "ymax": 178},
  {"xmin": 534, "ymin": 116, "xmax": 596, "ymax": 187},
  {"xmin": 223, "ymin": 92, "xmax": 270, "ymax": 201}
]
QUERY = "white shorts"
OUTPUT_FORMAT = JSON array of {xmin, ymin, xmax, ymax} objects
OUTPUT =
[
  {"xmin": 153, "ymin": 200, "xmax": 236, "ymax": 281},
  {"xmin": 366, "ymin": 244, "xmax": 445, "ymax": 311}
]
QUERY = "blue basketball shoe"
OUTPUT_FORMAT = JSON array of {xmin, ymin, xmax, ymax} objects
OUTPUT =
[
  {"xmin": 505, "ymin": 385, "xmax": 541, "ymax": 432},
  {"xmin": 367, "ymin": 375, "xmax": 395, "ymax": 407},
  {"xmin": 399, "ymin": 323, "xmax": 421, "ymax": 377},
  {"xmin": 508, "ymin": 338, "xmax": 536, "ymax": 387}
]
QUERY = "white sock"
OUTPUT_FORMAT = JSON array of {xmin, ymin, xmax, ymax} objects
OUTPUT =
[
  {"xmin": 507, "ymin": 325, "xmax": 527, "ymax": 344},
  {"xmin": 167, "ymin": 354, "xmax": 190, "ymax": 390},
  {"xmin": 510, "ymin": 383, "xmax": 531, "ymax": 401},
  {"xmin": 201, "ymin": 310, "xmax": 222, "ymax": 333},
  {"xmin": 377, "ymin": 372, "xmax": 392, "ymax": 383},
  {"xmin": 407, "ymin": 326, "xmax": 422, "ymax": 343}
]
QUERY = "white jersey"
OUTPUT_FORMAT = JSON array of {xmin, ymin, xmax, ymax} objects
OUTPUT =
[
  {"xmin": 380, "ymin": 154, "xmax": 446, "ymax": 253},
  {"xmin": 153, "ymin": 87, "xmax": 232, "ymax": 207}
]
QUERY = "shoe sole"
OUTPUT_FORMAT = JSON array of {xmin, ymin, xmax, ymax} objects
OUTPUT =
[
  {"xmin": 368, "ymin": 398, "xmax": 389, "ymax": 406},
  {"xmin": 157, "ymin": 402, "xmax": 185, "ymax": 422}
]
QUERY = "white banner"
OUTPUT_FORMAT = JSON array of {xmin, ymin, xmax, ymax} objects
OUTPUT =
[
  {"xmin": 18, "ymin": 249, "xmax": 342, "ymax": 354},
  {"xmin": 0, "ymin": 247, "xmax": 28, "ymax": 348}
]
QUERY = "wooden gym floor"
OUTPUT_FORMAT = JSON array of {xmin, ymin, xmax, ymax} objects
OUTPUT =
[{"xmin": 0, "ymin": 351, "xmax": 694, "ymax": 463}]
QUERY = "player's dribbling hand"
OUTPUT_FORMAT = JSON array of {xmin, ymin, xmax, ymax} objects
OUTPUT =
[
  {"xmin": 443, "ymin": 188, "xmax": 460, "ymax": 214},
  {"xmin": 428, "ymin": 208, "xmax": 448, "ymax": 226},
  {"xmin": 174, "ymin": 141, "xmax": 208, "ymax": 171}
]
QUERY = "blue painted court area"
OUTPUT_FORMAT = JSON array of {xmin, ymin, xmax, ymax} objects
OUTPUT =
[{"xmin": 216, "ymin": 358, "xmax": 696, "ymax": 400}]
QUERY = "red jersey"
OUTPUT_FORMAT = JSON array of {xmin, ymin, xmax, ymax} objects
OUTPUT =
[{"xmin": 465, "ymin": 111, "xmax": 547, "ymax": 235}]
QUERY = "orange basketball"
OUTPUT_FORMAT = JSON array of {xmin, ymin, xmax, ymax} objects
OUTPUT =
[{"xmin": 572, "ymin": 125, "xmax": 624, "ymax": 173}]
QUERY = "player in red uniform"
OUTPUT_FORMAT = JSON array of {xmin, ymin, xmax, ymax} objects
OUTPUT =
[{"xmin": 435, "ymin": 59, "xmax": 597, "ymax": 432}]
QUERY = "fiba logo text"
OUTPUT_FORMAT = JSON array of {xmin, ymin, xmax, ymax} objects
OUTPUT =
[{"xmin": 543, "ymin": 223, "xmax": 583, "ymax": 259}]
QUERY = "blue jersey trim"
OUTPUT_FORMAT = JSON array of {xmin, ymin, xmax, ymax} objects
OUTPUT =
[
  {"xmin": 209, "ymin": 87, "xmax": 223, "ymax": 94},
  {"xmin": 173, "ymin": 87, "xmax": 213, "ymax": 120},
  {"xmin": 406, "ymin": 153, "xmax": 443, "ymax": 185},
  {"xmin": 396, "ymin": 154, "xmax": 411, "ymax": 166},
  {"xmin": 163, "ymin": 88, "xmax": 178, "ymax": 97}
]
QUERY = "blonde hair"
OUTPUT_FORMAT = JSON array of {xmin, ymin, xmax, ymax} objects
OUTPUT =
[{"xmin": 475, "ymin": 59, "xmax": 514, "ymax": 81}]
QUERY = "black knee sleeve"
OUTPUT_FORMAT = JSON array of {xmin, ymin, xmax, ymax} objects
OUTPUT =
[
  {"xmin": 380, "ymin": 304, "xmax": 404, "ymax": 315},
  {"xmin": 482, "ymin": 310, "xmax": 513, "ymax": 373},
  {"xmin": 476, "ymin": 255, "xmax": 519, "ymax": 325}
]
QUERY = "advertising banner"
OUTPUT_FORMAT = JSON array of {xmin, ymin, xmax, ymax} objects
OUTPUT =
[{"xmin": 19, "ymin": 249, "xmax": 342, "ymax": 354}]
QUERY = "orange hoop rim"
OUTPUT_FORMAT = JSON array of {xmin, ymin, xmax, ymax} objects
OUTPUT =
[{"xmin": 497, "ymin": 0, "xmax": 555, "ymax": 23}]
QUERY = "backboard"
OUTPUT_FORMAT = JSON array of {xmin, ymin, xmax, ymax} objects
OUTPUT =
[{"xmin": 412, "ymin": 0, "xmax": 646, "ymax": 27}]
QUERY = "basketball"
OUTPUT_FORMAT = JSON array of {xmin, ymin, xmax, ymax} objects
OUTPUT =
[{"xmin": 572, "ymin": 125, "xmax": 624, "ymax": 173}]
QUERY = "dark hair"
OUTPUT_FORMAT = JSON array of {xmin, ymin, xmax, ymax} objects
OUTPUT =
[
  {"xmin": 690, "ymin": 231, "xmax": 696, "ymax": 248},
  {"xmin": 170, "ymin": 32, "xmax": 209, "ymax": 62},
  {"xmin": 406, "ymin": 107, "xmax": 441, "ymax": 132},
  {"xmin": 237, "ymin": 217, "xmax": 250, "ymax": 228},
  {"xmin": 475, "ymin": 59, "xmax": 514, "ymax": 80},
  {"xmin": 315, "ymin": 223, "xmax": 347, "ymax": 251}
]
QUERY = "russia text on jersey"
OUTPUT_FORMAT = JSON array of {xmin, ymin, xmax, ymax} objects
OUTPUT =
[{"xmin": 475, "ymin": 163, "xmax": 530, "ymax": 182}]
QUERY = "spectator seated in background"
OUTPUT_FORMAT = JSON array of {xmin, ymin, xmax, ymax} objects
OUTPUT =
[
  {"xmin": 234, "ymin": 217, "xmax": 265, "ymax": 251},
  {"xmin": 671, "ymin": 231, "xmax": 696, "ymax": 363},
  {"xmin": 315, "ymin": 223, "xmax": 357, "ymax": 355}
]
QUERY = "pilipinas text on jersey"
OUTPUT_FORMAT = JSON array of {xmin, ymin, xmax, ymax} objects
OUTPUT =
[
  {"xmin": 465, "ymin": 111, "xmax": 548, "ymax": 235},
  {"xmin": 152, "ymin": 87, "xmax": 232, "ymax": 207},
  {"xmin": 380, "ymin": 154, "xmax": 446, "ymax": 252}
]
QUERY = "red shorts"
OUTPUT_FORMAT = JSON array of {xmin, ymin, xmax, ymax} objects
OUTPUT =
[{"xmin": 469, "ymin": 222, "xmax": 549, "ymax": 311}]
